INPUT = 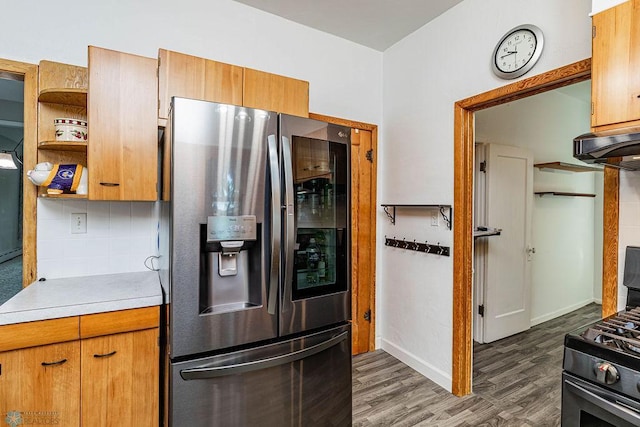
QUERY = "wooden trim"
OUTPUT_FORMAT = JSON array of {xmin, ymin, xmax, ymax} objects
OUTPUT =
[
  {"xmin": 309, "ymin": 113, "xmax": 378, "ymax": 132},
  {"xmin": 452, "ymin": 103, "xmax": 474, "ymax": 396},
  {"xmin": 452, "ymin": 58, "xmax": 593, "ymax": 396},
  {"xmin": 310, "ymin": 112, "xmax": 378, "ymax": 352},
  {"xmin": 602, "ymin": 167, "xmax": 619, "ymax": 317},
  {"xmin": 0, "ymin": 58, "xmax": 38, "ymax": 287},
  {"xmin": 0, "ymin": 317, "xmax": 79, "ymax": 352},
  {"xmin": 80, "ymin": 306, "xmax": 160, "ymax": 338},
  {"xmin": 458, "ymin": 58, "xmax": 592, "ymax": 112}
]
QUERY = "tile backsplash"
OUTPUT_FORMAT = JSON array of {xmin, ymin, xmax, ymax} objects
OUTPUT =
[
  {"xmin": 618, "ymin": 171, "xmax": 640, "ymax": 310},
  {"xmin": 37, "ymin": 199, "xmax": 158, "ymax": 280}
]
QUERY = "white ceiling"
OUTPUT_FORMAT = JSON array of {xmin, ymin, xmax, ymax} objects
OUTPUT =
[{"xmin": 232, "ymin": 0, "xmax": 465, "ymax": 51}]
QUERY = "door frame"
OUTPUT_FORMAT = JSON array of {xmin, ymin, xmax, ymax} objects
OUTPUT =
[
  {"xmin": 0, "ymin": 59, "xmax": 38, "ymax": 287},
  {"xmin": 309, "ymin": 112, "xmax": 378, "ymax": 353},
  {"xmin": 452, "ymin": 58, "xmax": 619, "ymax": 396}
]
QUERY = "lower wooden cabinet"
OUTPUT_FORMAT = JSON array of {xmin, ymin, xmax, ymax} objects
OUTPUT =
[
  {"xmin": 81, "ymin": 329, "xmax": 159, "ymax": 426},
  {"xmin": 0, "ymin": 307, "xmax": 159, "ymax": 426},
  {"xmin": 0, "ymin": 341, "xmax": 81, "ymax": 427}
]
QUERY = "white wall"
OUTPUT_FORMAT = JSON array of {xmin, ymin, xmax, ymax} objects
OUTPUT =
[
  {"xmin": 380, "ymin": 0, "xmax": 593, "ymax": 391},
  {"xmin": 475, "ymin": 87, "xmax": 598, "ymax": 326},
  {"xmin": 2, "ymin": 0, "xmax": 382, "ymax": 279}
]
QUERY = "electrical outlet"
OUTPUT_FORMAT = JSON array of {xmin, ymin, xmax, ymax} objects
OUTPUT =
[
  {"xmin": 431, "ymin": 210, "xmax": 439, "ymax": 227},
  {"xmin": 71, "ymin": 213, "xmax": 87, "ymax": 234}
]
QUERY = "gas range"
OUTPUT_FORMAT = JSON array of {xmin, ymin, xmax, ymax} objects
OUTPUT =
[
  {"xmin": 564, "ymin": 307, "xmax": 640, "ymax": 401},
  {"xmin": 561, "ymin": 246, "xmax": 640, "ymax": 426}
]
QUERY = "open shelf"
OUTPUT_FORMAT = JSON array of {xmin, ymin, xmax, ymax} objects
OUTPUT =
[
  {"xmin": 535, "ymin": 191, "xmax": 596, "ymax": 198},
  {"xmin": 381, "ymin": 204, "xmax": 452, "ymax": 229},
  {"xmin": 38, "ymin": 88, "xmax": 87, "ymax": 106},
  {"xmin": 534, "ymin": 162, "xmax": 602, "ymax": 172},
  {"xmin": 38, "ymin": 141, "xmax": 87, "ymax": 152},
  {"xmin": 39, "ymin": 193, "xmax": 87, "ymax": 199}
]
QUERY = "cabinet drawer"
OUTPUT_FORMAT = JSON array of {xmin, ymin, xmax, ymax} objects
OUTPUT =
[
  {"xmin": 0, "ymin": 317, "xmax": 79, "ymax": 352},
  {"xmin": 80, "ymin": 306, "xmax": 159, "ymax": 338}
]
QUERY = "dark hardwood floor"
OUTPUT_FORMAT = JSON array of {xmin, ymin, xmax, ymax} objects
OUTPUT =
[{"xmin": 352, "ymin": 303, "xmax": 602, "ymax": 426}]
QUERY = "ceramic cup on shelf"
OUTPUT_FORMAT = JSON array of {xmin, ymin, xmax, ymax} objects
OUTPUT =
[{"xmin": 54, "ymin": 118, "xmax": 87, "ymax": 142}]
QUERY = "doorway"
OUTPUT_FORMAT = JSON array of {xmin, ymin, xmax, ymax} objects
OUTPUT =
[
  {"xmin": 473, "ymin": 80, "xmax": 601, "ymax": 344},
  {"xmin": 0, "ymin": 76, "xmax": 24, "ymax": 304},
  {"xmin": 0, "ymin": 59, "xmax": 38, "ymax": 301},
  {"xmin": 451, "ymin": 58, "xmax": 622, "ymax": 396}
]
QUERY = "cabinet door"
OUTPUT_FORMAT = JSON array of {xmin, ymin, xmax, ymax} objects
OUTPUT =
[
  {"xmin": 158, "ymin": 49, "xmax": 243, "ymax": 120},
  {"xmin": 81, "ymin": 328, "xmax": 159, "ymax": 427},
  {"xmin": 243, "ymin": 68, "xmax": 309, "ymax": 117},
  {"xmin": 592, "ymin": 0, "xmax": 640, "ymax": 128},
  {"xmin": 88, "ymin": 46, "xmax": 158, "ymax": 200},
  {"xmin": 0, "ymin": 341, "xmax": 80, "ymax": 427}
]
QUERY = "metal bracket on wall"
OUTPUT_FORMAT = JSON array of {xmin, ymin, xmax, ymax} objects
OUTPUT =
[
  {"xmin": 384, "ymin": 236, "xmax": 450, "ymax": 257},
  {"xmin": 380, "ymin": 204, "xmax": 452, "ymax": 230}
]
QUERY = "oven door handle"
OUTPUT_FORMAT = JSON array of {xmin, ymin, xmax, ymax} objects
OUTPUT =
[
  {"xmin": 565, "ymin": 379, "xmax": 640, "ymax": 424},
  {"xmin": 179, "ymin": 331, "xmax": 348, "ymax": 380}
]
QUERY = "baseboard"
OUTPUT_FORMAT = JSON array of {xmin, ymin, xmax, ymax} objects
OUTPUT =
[
  {"xmin": 530, "ymin": 298, "xmax": 597, "ymax": 326},
  {"xmin": 375, "ymin": 336, "xmax": 382, "ymax": 349},
  {"xmin": 380, "ymin": 338, "xmax": 452, "ymax": 393}
]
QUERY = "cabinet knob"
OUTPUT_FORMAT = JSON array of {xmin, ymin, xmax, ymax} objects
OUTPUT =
[
  {"xmin": 99, "ymin": 182, "xmax": 120, "ymax": 187},
  {"xmin": 93, "ymin": 350, "xmax": 117, "ymax": 358},
  {"xmin": 41, "ymin": 358, "xmax": 67, "ymax": 367}
]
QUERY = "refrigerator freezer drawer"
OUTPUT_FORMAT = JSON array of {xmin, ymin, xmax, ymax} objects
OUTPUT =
[{"xmin": 170, "ymin": 324, "xmax": 352, "ymax": 427}]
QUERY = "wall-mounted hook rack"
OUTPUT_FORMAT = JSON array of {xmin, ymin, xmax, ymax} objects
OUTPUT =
[
  {"xmin": 384, "ymin": 236, "xmax": 450, "ymax": 257},
  {"xmin": 381, "ymin": 204, "xmax": 452, "ymax": 230}
]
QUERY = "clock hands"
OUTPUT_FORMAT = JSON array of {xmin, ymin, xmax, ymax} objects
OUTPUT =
[{"xmin": 501, "ymin": 50, "xmax": 517, "ymax": 59}]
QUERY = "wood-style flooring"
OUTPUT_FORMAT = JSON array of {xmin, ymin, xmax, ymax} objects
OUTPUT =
[{"xmin": 352, "ymin": 303, "xmax": 602, "ymax": 426}]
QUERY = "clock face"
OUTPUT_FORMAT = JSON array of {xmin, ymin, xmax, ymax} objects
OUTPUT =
[{"xmin": 492, "ymin": 25, "xmax": 544, "ymax": 79}]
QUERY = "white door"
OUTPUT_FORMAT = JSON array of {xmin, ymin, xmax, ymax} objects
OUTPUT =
[{"xmin": 483, "ymin": 143, "xmax": 533, "ymax": 343}]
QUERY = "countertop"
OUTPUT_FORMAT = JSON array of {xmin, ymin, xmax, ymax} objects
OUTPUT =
[{"xmin": 0, "ymin": 271, "xmax": 163, "ymax": 326}]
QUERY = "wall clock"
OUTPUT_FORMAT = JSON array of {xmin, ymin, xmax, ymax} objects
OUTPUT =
[{"xmin": 491, "ymin": 24, "xmax": 544, "ymax": 80}]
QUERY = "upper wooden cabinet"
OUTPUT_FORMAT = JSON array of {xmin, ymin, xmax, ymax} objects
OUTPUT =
[
  {"xmin": 158, "ymin": 49, "xmax": 310, "ymax": 120},
  {"xmin": 158, "ymin": 49, "xmax": 243, "ymax": 121},
  {"xmin": 592, "ymin": 0, "xmax": 640, "ymax": 129},
  {"xmin": 243, "ymin": 67, "xmax": 309, "ymax": 117},
  {"xmin": 88, "ymin": 46, "xmax": 158, "ymax": 201}
]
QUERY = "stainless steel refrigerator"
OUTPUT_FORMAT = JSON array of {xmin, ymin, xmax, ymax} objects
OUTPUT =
[{"xmin": 159, "ymin": 97, "xmax": 352, "ymax": 426}]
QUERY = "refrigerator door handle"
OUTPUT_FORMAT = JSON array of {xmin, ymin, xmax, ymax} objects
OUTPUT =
[
  {"xmin": 179, "ymin": 331, "xmax": 349, "ymax": 380},
  {"xmin": 267, "ymin": 134, "xmax": 281, "ymax": 315},
  {"xmin": 281, "ymin": 135, "xmax": 295, "ymax": 307}
]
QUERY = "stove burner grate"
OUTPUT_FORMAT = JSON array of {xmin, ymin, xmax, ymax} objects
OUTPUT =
[{"xmin": 580, "ymin": 307, "xmax": 640, "ymax": 356}]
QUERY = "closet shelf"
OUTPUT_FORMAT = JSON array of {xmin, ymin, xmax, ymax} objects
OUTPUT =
[
  {"xmin": 534, "ymin": 162, "xmax": 602, "ymax": 172},
  {"xmin": 535, "ymin": 191, "xmax": 596, "ymax": 198},
  {"xmin": 473, "ymin": 227, "xmax": 502, "ymax": 238}
]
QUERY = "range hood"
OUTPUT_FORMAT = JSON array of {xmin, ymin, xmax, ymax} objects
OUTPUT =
[{"xmin": 574, "ymin": 127, "xmax": 640, "ymax": 171}]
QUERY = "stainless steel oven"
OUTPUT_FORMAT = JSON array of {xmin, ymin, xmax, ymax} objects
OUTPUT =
[
  {"xmin": 562, "ymin": 364, "xmax": 640, "ymax": 426},
  {"xmin": 562, "ymin": 246, "xmax": 640, "ymax": 426}
]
